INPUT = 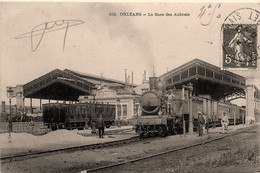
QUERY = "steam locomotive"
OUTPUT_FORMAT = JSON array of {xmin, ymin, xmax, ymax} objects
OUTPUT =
[
  {"xmin": 43, "ymin": 102, "xmax": 116, "ymax": 130},
  {"xmin": 130, "ymin": 77, "xmax": 245, "ymax": 137}
]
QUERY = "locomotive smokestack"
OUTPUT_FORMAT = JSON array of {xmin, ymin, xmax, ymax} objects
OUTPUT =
[
  {"xmin": 128, "ymin": 75, "xmax": 130, "ymax": 87},
  {"xmin": 149, "ymin": 77, "xmax": 158, "ymax": 91}
]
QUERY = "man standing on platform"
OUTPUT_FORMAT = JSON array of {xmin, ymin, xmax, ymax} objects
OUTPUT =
[
  {"xmin": 97, "ymin": 114, "xmax": 105, "ymax": 138},
  {"xmin": 166, "ymin": 91, "xmax": 175, "ymax": 114},
  {"xmin": 198, "ymin": 111, "xmax": 205, "ymax": 136},
  {"xmin": 203, "ymin": 113, "xmax": 209, "ymax": 135},
  {"xmin": 221, "ymin": 112, "xmax": 229, "ymax": 133}
]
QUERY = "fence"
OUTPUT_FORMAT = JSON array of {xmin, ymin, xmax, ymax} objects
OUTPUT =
[{"xmin": 0, "ymin": 122, "xmax": 50, "ymax": 135}]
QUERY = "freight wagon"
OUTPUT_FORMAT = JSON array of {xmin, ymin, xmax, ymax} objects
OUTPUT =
[{"xmin": 43, "ymin": 102, "xmax": 116, "ymax": 130}]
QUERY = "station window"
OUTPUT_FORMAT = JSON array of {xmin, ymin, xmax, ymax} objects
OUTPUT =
[
  {"xmin": 198, "ymin": 66, "xmax": 205, "ymax": 76},
  {"xmin": 117, "ymin": 105, "xmax": 121, "ymax": 119},
  {"xmin": 52, "ymin": 73, "xmax": 57, "ymax": 79},
  {"xmin": 215, "ymin": 73, "xmax": 222, "ymax": 80},
  {"xmin": 232, "ymin": 79, "xmax": 240, "ymax": 84},
  {"xmin": 46, "ymin": 76, "xmax": 51, "ymax": 83},
  {"xmin": 123, "ymin": 105, "xmax": 127, "ymax": 118},
  {"xmin": 134, "ymin": 104, "xmax": 139, "ymax": 116},
  {"xmin": 206, "ymin": 69, "xmax": 213, "ymax": 78},
  {"xmin": 181, "ymin": 70, "xmax": 188, "ymax": 79},
  {"xmin": 173, "ymin": 74, "xmax": 180, "ymax": 82},
  {"xmin": 166, "ymin": 78, "xmax": 172, "ymax": 84},
  {"xmin": 189, "ymin": 66, "xmax": 196, "ymax": 76},
  {"xmin": 84, "ymin": 85, "xmax": 89, "ymax": 90},
  {"xmin": 77, "ymin": 81, "xmax": 82, "ymax": 87},
  {"xmin": 223, "ymin": 75, "xmax": 231, "ymax": 82}
]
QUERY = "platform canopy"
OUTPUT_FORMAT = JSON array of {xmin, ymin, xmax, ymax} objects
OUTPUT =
[
  {"xmin": 160, "ymin": 59, "xmax": 246, "ymax": 101},
  {"xmin": 23, "ymin": 69, "xmax": 127, "ymax": 101}
]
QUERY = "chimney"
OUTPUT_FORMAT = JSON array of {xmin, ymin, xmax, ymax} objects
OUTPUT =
[
  {"xmin": 128, "ymin": 75, "xmax": 130, "ymax": 87},
  {"xmin": 144, "ymin": 70, "xmax": 146, "ymax": 81},
  {"xmin": 125, "ymin": 69, "xmax": 127, "ymax": 88},
  {"xmin": 2, "ymin": 101, "xmax": 5, "ymax": 113},
  {"xmin": 131, "ymin": 71, "xmax": 134, "ymax": 90}
]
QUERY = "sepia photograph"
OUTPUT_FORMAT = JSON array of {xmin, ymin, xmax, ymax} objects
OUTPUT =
[{"xmin": 0, "ymin": 1, "xmax": 260, "ymax": 172}]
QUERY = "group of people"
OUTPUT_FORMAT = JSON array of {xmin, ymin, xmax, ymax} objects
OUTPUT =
[{"xmin": 197, "ymin": 111, "xmax": 229, "ymax": 136}]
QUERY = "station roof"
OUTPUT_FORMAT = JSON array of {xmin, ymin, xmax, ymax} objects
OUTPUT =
[
  {"xmin": 23, "ymin": 69, "xmax": 130, "ymax": 101},
  {"xmin": 159, "ymin": 59, "xmax": 246, "ymax": 100}
]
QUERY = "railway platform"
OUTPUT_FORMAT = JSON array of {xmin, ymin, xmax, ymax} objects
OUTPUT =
[
  {"xmin": 0, "ymin": 123, "xmax": 257, "ymax": 159},
  {"xmin": 0, "ymin": 125, "xmax": 136, "ymax": 157}
]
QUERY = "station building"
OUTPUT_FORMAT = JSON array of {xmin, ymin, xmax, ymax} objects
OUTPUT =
[{"xmin": 1, "ymin": 59, "xmax": 259, "ymax": 125}]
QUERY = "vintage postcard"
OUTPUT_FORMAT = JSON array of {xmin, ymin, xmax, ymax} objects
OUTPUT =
[{"xmin": 0, "ymin": 1, "xmax": 260, "ymax": 173}]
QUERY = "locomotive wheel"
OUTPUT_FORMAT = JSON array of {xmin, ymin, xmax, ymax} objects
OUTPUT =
[
  {"xmin": 158, "ymin": 126, "xmax": 162, "ymax": 137},
  {"xmin": 139, "ymin": 132, "xmax": 145, "ymax": 138},
  {"xmin": 173, "ymin": 129, "xmax": 177, "ymax": 135},
  {"xmin": 158, "ymin": 126, "xmax": 166, "ymax": 137},
  {"xmin": 164, "ymin": 126, "xmax": 170, "ymax": 137}
]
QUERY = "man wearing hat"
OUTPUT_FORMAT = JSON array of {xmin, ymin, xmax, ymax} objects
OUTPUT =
[
  {"xmin": 221, "ymin": 112, "xmax": 229, "ymax": 133},
  {"xmin": 198, "ymin": 111, "xmax": 205, "ymax": 136}
]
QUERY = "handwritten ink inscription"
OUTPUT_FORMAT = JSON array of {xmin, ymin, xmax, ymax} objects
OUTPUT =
[
  {"xmin": 198, "ymin": 3, "xmax": 221, "ymax": 26},
  {"xmin": 223, "ymin": 24, "xmax": 257, "ymax": 68},
  {"xmin": 15, "ymin": 20, "xmax": 84, "ymax": 52}
]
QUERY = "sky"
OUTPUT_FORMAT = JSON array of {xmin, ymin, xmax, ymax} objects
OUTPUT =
[{"xmin": 0, "ymin": 2, "xmax": 259, "ymax": 106}]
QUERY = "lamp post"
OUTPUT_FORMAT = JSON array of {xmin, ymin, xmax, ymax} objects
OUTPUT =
[
  {"xmin": 7, "ymin": 86, "xmax": 14, "ymax": 143},
  {"xmin": 187, "ymin": 83, "xmax": 194, "ymax": 135},
  {"xmin": 91, "ymin": 88, "xmax": 97, "ymax": 134},
  {"xmin": 117, "ymin": 98, "xmax": 121, "ymax": 127}
]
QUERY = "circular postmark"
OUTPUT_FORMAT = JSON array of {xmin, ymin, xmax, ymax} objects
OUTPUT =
[{"xmin": 221, "ymin": 8, "xmax": 260, "ymax": 69}]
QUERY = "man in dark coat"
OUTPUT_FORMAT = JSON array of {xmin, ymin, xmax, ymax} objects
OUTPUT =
[
  {"xmin": 96, "ymin": 114, "xmax": 105, "ymax": 138},
  {"xmin": 198, "ymin": 111, "xmax": 205, "ymax": 136}
]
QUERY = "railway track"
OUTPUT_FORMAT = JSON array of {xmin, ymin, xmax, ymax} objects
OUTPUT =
[
  {"xmin": 0, "ymin": 135, "xmax": 159, "ymax": 163},
  {"xmin": 85, "ymin": 124, "xmax": 257, "ymax": 173}
]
